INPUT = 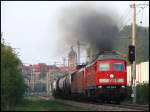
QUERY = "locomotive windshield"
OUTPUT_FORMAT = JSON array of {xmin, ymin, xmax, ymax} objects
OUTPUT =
[
  {"xmin": 99, "ymin": 63, "xmax": 109, "ymax": 71},
  {"xmin": 112, "ymin": 63, "xmax": 124, "ymax": 71},
  {"xmin": 98, "ymin": 62, "xmax": 124, "ymax": 71}
]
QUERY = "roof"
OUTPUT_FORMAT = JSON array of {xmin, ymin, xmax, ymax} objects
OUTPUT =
[{"xmin": 97, "ymin": 51, "xmax": 125, "ymax": 60}]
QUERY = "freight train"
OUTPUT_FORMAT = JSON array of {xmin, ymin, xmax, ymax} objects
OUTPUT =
[{"xmin": 51, "ymin": 51, "xmax": 127, "ymax": 104}]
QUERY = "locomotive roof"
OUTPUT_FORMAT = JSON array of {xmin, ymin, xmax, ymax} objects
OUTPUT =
[
  {"xmin": 85, "ymin": 51, "xmax": 126, "ymax": 67},
  {"xmin": 97, "ymin": 51, "xmax": 124, "ymax": 60}
]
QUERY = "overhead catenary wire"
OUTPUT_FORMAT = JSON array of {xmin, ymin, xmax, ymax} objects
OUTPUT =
[
  {"xmin": 118, "ymin": 2, "xmax": 149, "ymax": 33},
  {"xmin": 138, "ymin": 2, "xmax": 149, "ymax": 25},
  {"xmin": 117, "ymin": 7, "xmax": 131, "ymax": 30},
  {"xmin": 117, "ymin": 7, "xmax": 130, "ymax": 24}
]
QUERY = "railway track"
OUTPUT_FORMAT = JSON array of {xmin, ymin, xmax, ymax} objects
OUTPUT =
[
  {"xmin": 83, "ymin": 100, "xmax": 149, "ymax": 111},
  {"xmin": 103, "ymin": 103, "xmax": 149, "ymax": 111},
  {"xmin": 39, "ymin": 96, "xmax": 149, "ymax": 111}
]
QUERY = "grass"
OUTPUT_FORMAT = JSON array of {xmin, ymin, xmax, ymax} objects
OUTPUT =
[{"xmin": 10, "ymin": 95, "xmax": 88, "ymax": 111}]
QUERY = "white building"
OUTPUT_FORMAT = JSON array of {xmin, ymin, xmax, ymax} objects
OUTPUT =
[{"xmin": 127, "ymin": 61, "xmax": 149, "ymax": 85}]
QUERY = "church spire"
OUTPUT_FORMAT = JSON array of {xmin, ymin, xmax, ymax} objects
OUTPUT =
[
  {"xmin": 71, "ymin": 45, "xmax": 73, "ymax": 51},
  {"xmin": 68, "ymin": 45, "xmax": 77, "ymax": 67}
]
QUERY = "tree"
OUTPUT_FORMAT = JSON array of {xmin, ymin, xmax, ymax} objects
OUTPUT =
[
  {"xmin": 117, "ymin": 25, "xmax": 149, "ymax": 64},
  {"xmin": 1, "ymin": 38, "xmax": 27, "ymax": 110},
  {"xmin": 85, "ymin": 25, "xmax": 149, "ymax": 64}
]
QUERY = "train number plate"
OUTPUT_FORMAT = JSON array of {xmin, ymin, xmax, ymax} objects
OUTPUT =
[{"xmin": 109, "ymin": 79, "xmax": 117, "ymax": 82}]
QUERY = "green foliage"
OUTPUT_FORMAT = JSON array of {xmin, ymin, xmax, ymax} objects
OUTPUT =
[
  {"xmin": 11, "ymin": 96, "xmax": 88, "ymax": 111},
  {"xmin": 117, "ymin": 25, "xmax": 149, "ymax": 64},
  {"xmin": 127, "ymin": 83, "xmax": 149, "ymax": 104},
  {"xmin": 136, "ymin": 83, "xmax": 149, "ymax": 104},
  {"xmin": 1, "ymin": 39, "xmax": 27, "ymax": 110},
  {"xmin": 86, "ymin": 25, "xmax": 149, "ymax": 64}
]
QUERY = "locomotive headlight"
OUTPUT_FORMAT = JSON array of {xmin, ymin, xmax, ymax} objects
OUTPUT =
[
  {"xmin": 98, "ymin": 86, "xmax": 102, "ymax": 88},
  {"xmin": 117, "ymin": 78, "xmax": 124, "ymax": 82},
  {"xmin": 99, "ymin": 79, "xmax": 109, "ymax": 83},
  {"xmin": 121, "ymin": 85, "xmax": 125, "ymax": 88},
  {"xmin": 110, "ymin": 74, "xmax": 114, "ymax": 78}
]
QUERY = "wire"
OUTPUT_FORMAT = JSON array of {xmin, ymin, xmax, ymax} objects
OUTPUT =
[
  {"xmin": 119, "ymin": 16, "xmax": 131, "ymax": 31},
  {"xmin": 117, "ymin": 7, "xmax": 131, "ymax": 28},
  {"xmin": 119, "ymin": 3, "xmax": 149, "ymax": 32},
  {"xmin": 137, "ymin": 2, "xmax": 149, "ymax": 25},
  {"xmin": 118, "ymin": 7, "xmax": 131, "ymax": 31},
  {"xmin": 139, "ymin": 7, "xmax": 144, "ymax": 25}
]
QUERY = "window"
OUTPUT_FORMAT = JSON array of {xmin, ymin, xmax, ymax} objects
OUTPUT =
[
  {"xmin": 99, "ymin": 63, "xmax": 109, "ymax": 71},
  {"xmin": 113, "ymin": 63, "xmax": 124, "ymax": 71},
  {"xmin": 98, "ymin": 54, "xmax": 122, "ymax": 59}
]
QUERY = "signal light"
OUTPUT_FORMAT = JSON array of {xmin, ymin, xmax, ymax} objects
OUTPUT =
[{"xmin": 128, "ymin": 45, "xmax": 135, "ymax": 63}]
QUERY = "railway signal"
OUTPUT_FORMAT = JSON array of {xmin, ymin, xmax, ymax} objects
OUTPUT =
[
  {"xmin": 129, "ymin": 0, "xmax": 148, "ymax": 104},
  {"xmin": 128, "ymin": 45, "xmax": 135, "ymax": 64},
  {"xmin": 130, "ymin": 1, "xmax": 136, "ymax": 104}
]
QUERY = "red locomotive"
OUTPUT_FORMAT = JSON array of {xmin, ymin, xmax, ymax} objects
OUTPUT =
[{"xmin": 51, "ymin": 51, "xmax": 127, "ymax": 104}]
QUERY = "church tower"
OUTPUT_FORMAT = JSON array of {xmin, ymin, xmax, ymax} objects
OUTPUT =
[{"xmin": 68, "ymin": 46, "xmax": 77, "ymax": 67}]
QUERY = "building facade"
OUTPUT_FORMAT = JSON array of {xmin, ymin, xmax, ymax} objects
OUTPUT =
[
  {"xmin": 127, "ymin": 61, "xmax": 149, "ymax": 85},
  {"xmin": 22, "ymin": 63, "xmax": 59, "ymax": 94}
]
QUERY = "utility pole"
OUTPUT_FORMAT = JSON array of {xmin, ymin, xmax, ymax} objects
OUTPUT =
[
  {"xmin": 129, "ymin": 1, "xmax": 148, "ymax": 104},
  {"xmin": 130, "ymin": 1, "xmax": 136, "ymax": 104},
  {"xmin": 77, "ymin": 40, "xmax": 80, "ymax": 65}
]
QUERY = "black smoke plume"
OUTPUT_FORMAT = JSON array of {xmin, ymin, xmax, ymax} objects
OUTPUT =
[{"xmin": 58, "ymin": 5, "xmax": 120, "ymax": 54}]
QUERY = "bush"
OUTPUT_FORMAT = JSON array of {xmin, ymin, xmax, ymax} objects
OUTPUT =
[
  {"xmin": 127, "ymin": 83, "xmax": 149, "ymax": 104},
  {"xmin": 136, "ymin": 83, "xmax": 149, "ymax": 104}
]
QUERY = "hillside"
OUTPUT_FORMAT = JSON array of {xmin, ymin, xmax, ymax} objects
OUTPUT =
[
  {"xmin": 86, "ymin": 25, "xmax": 149, "ymax": 64},
  {"xmin": 117, "ymin": 25, "xmax": 149, "ymax": 64}
]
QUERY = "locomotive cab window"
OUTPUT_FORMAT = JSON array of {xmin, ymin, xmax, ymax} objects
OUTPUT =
[
  {"xmin": 99, "ymin": 63, "xmax": 109, "ymax": 71},
  {"xmin": 113, "ymin": 63, "xmax": 124, "ymax": 71}
]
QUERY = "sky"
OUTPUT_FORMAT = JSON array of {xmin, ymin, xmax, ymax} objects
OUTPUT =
[{"xmin": 1, "ymin": 1, "xmax": 149, "ymax": 65}]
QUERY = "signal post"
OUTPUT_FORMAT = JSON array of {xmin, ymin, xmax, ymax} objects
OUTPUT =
[{"xmin": 129, "ymin": 1, "xmax": 136, "ymax": 104}]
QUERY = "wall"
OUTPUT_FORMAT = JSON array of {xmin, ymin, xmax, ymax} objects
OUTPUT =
[{"xmin": 127, "ymin": 61, "xmax": 149, "ymax": 85}]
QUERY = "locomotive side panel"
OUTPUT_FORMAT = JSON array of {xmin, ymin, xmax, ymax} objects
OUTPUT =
[
  {"xmin": 71, "ymin": 72, "xmax": 77, "ymax": 93},
  {"xmin": 71, "ymin": 69, "xmax": 84, "ymax": 94},
  {"xmin": 76, "ymin": 70, "xmax": 84, "ymax": 93},
  {"xmin": 85, "ymin": 64, "xmax": 96, "ymax": 89}
]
